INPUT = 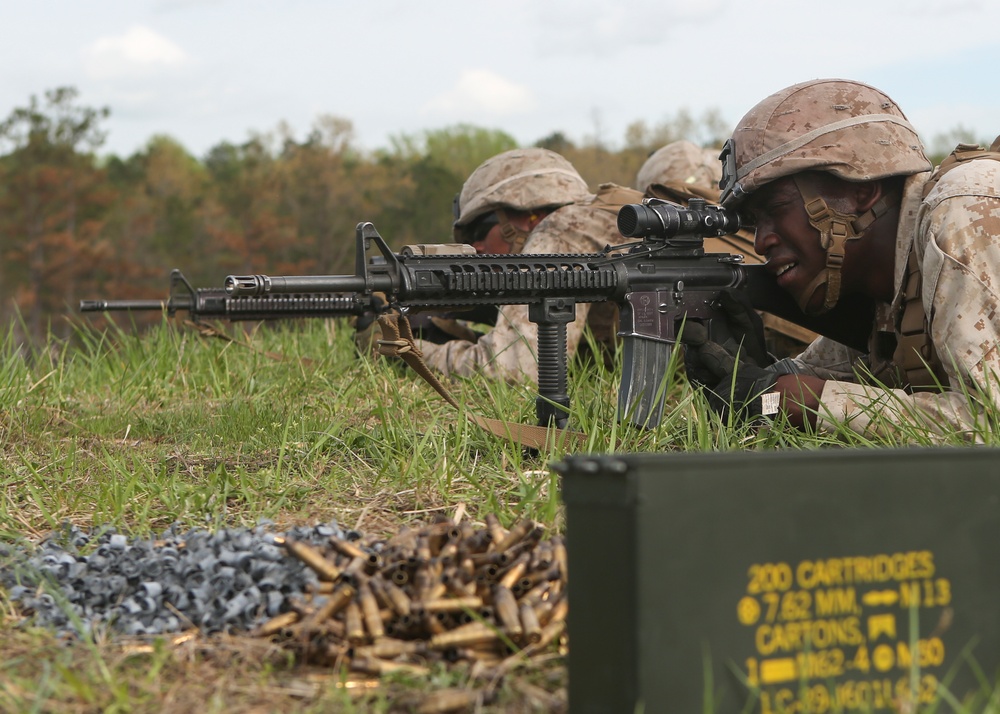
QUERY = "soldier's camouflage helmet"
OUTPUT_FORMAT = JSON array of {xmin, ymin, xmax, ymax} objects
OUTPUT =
[
  {"xmin": 453, "ymin": 148, "xmax": 590, "ymax": 228},
  {"xmin": 719, "ymin": 79, "xmax": 931, "ymax": 206},
  {"xmin": 636, "ymin": 140, "xmax": 723, "ymax": 198}
]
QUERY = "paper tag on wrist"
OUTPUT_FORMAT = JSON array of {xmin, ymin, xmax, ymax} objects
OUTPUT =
[{"xmin": 760, "ymin": 391, "xmax": 781, "ymax": 416}]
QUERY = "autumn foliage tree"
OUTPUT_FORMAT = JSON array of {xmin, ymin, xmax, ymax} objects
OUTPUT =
[
  {"xmin": 0, "ymin": 87, "xmax": 117, "ymax": 342},
  {"xmin": 0, "ymin": 86, "xmax": 749, "ymax": 347}
]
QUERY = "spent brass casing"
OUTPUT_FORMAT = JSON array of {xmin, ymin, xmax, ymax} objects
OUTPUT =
[
  {"xmin": 492, "ymin": 518, "xmax": 535, "ymax": 554},
  {"xmin": 502, "ymin": 533, "xmax": 543, "ymax": 564},
  {"xmin": 542, "ymin": 595, "xmax": 568, "ymax": 627},
  {"xmin": 351, "ymin": 656, "xmax": 429, "ymax": 677},
  {"xmin": 530, "ymin": 541, "xmax": 554, "ymax": 571},
  {"xmin": 484, "ymin": 514, "xmax": 507, "ymax": 549},
  {"xmin": 381, "ymin": 579, "xmax": 412, "ymax": 617},
  {"xmin": 252, "ymin": 610, "xmax": 300, "ymax": 637},
  {"xmin": 415, "ymin": 596, "xmax": 484, "ymax": 613},
  {"xmin": 353, "ymin": 636, "xmax": 425, "ymax": 659},
  {"xmin": 415, "ymin": 535, "xmax": 432, "ymax": 564},
  {"xmin": 424, "ymin": 610, "xmax": 447, "ymax": 636},
  {"xmin": 428, "ymin": 623, "xmax": 500, "ymax": 650},
  {"xmin": 345, "ymin": 601, "xmax": 365, "ymax": 643},
  {"xmin": 459, "ymin": 557, "xmax": 476, "ymax": 580},
  {"xmin": 316, "ymin": 617, "xmax": 346, "ymax": 639},
  {"xmin": 492, "ymin": 584, "xmax": 522, "ymax": 638},
  {"xmin": 343, "ymin": 555, "xmax": 369, "ymax": 580},
  {"xmin": 469, "ymin": 551, "xmax": 505, "ymax": 567},
  {"xmin": 552, "ymin": 536, "xmax": 568, "ymax": 580},
  {"xmin": 452, "ymin": 646, "xmax": 504, "ymax": 664},
  {"xmin": 329, "ymin": 535, "xmax": 367, "ymax": 560},
  {"xmin": 281, "ymin": 538, "xmax": 342, "ymax": 582},
  {"xmin": 300, "ymin": 582, "xmax": 356, "ymax": 630},
  {"xmin": 358, "ymin": 582, "xmax": 385, "ymax": 639},
  {"xmin": 519, "ymin": 601, "xmax": 542, "ymax": 644},
  {"xmin": 364, "ymin": 552, "xmax": 383, "ymax": 575},
  {"xmin": 519, "ymin": 581, "xmax": 553, "ymax": 606},
  {"xmin": 516, "ymin": 564, "xmax": 561, "ymax": 594},
  {"xmin": 475, "ymin": 563, "xmax": 500, "ymax": 583},
  {"xmin": 367, "ymin": 577, "xmax": 391, "ymax": 610},
  {"xmin": 535, "ymin": 618, "xmax": 566, "ymax": 651},
  {"xmin": 389, "ymin": 566, "xmax": 411, "ymax": 586},
  {"xmin": 497, "ymin": 552, "xmax": 530, "ymax": 590},
  {"xmin": 456, "ymin": 520, "xmax": 475, "ymax": 542},
  {"xmin": 424, "ymin": 580, "xmax": 447, "ymax": 603},
  {"xmin": 425, "ymin": 522, "xmax": 453, "ymax": 556},
  {"xmin": 413, "ymin": 564, "xmax": 434, "ymax": 601},
  {"xmin": 461, "ymin": 529, "xmax": 493, "ymax": 556},
  {"xmin": 437, "ymin": 540, "xmax": 459, "ymax": 565}
]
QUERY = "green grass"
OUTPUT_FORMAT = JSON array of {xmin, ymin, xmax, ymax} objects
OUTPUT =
[{"xmin": 1, "ymin": 315, "xmax": 999, "ymax": 712}]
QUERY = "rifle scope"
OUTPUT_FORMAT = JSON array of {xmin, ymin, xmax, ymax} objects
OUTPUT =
[{"xmin": 617, "ymin": 198, "xmax": 743, "ymax": 240}]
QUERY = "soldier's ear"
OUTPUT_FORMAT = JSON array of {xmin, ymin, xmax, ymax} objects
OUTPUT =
[{"xmin": 854, "ymin": 181, "xmax": 884, "ymax": 213}]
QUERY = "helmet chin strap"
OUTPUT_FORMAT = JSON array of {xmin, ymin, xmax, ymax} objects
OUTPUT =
[
  {"xmin": 496, "ymin": 207, "xmax": 532, "ymax": 253},
  {"xmin": 792, "ymin": 175, "xmax": 896, "ymax": 315}
]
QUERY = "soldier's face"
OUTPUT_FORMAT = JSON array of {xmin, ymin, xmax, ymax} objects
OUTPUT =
[
  {"xmin": 471, "ymin": 221, "xmax": 515, "ymax": 255},
  {"xmin": 746, "ymin": 177, "xmax": 830, "ymax": 311}
]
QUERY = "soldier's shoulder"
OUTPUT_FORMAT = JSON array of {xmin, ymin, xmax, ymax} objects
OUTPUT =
[
  {"xmin": 523, "ymin": 202, "xmax": 621, "ymax": 254},
  {"xmin": 542, "ymin": 201, "xmax": 618, "ymax": 231},
  {"xmin": 924, "ymin": 156, "xmax": 1000, "ymax": 206}
]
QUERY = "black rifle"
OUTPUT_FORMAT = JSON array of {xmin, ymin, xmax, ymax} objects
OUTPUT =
[
  {"xmin": 80, "ymin": 269, "xmax": 377, "ymax": 323},
  {"xmin": 224, "ymin": 199, "xmax": 873, "ymax": 429}
]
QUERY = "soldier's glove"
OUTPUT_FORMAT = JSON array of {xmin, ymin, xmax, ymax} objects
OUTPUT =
[
  {"xmin": 711, "ymin": 289, "xmax": 772, "ymax": 368},
  {"xmin": 681, "ymin": 321, "xmax": 780, "ymax": 422}
]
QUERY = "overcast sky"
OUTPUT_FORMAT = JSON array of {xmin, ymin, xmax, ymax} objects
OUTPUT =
[{"xmin": 2, "ymin": 0, "xmax": 998, "ymax": 159}]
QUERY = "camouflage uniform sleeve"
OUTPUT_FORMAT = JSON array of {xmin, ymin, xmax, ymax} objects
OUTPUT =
[
  {"xmin": 770, "ymin": 336, "xmax": 864, "ymax": 381},
  {"xmin": 415, "ymin": 204, "xmax": 620, "ymax": 383},
  {"xmin": 815, "ymin": 159, "xmax": 1000, "ymax": 440}
]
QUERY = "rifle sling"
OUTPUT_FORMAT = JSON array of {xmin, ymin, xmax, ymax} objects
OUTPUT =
[
  {"xmin": 375, "ymin": 313, "xmax": 587, "ymax": 451},
  {"xmin": 183, "ymin": 319, "xmax": 302, "ymax": 363}
]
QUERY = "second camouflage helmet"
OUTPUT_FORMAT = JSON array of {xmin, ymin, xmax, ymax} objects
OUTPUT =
[
  {"xmin": 636, "ymin": 140, "xmax": 723, "ymax": 199},
  {"xmin": 719, "ymin": 78, "xmax": 931, "ymax": 206},
  {"xmin": 453, "ymin": 148, "xmax": 590, "ymax": 228}
]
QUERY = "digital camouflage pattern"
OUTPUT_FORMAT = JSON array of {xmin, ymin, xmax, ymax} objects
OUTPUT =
[
  {"xmin": 781, "ymin": 158, "xmax": 1000, "ymax": 439},
  {"xmin": 417, "ymin": 200, "xmax": 625, "ymax": 383},
  {"xmin": 453, "ymin": 148, "xmax": 591, "ymax": 230},
  {"xmin": 636, "ymin": 140, "xmax": 723, "ymax": 200},
  {"xmin": 721, "ymin": 79, "xmax": 931, "ymax": 206}
]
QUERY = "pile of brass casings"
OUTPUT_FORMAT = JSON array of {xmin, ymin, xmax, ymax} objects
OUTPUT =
[{"xmin": 254, "ymin": 515, "xmax": 567, "ymax": 677}]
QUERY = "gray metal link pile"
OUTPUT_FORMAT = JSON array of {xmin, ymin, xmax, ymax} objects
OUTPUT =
[{"xmin": 0, "ymin": 520, "xmax": 354, "ymax": 639}]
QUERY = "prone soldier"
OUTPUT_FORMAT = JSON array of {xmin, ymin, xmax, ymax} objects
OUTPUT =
[
  {"xmin": 685, "ymin": 78, "xmax": 1000, "ymax": 439},
  {"xmin": 360, "ymin": 147, "xmax": 632, "ymax": 384}
]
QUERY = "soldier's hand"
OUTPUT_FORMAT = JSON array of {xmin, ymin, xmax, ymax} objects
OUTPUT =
[
  {"xmin": 680, "ymin": 321, "xmax": 779, "ymax": 422},
  {"xmin": 711, "ymin": 289, "xmax": 772, "ymax": 368}
]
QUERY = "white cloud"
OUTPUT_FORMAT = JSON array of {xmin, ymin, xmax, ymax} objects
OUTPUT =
[
  {"xmin": 531, "ymin": 0, "xmax": 727, "ymax": 56},
  {"xmin": 84, "ymin": 26, "xmax": 189, "ymax": 80},
  {"xmin": 420, "ymin": 69, "xmax": 537, "ymax": 119}
]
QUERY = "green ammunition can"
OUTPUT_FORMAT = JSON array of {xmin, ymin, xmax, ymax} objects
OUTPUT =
[{"xmin": 555, "ymin": 448, "xmax": 1000, "ymax": 714}]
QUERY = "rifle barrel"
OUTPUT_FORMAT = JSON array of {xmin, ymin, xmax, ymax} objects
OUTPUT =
[
  {"xmin": 79, "ymin": 299, "xmax": 175, "ymax": 312},
  {"xmin": 226, "ymin": 274, "xmax": 369, "ymax": 296}
]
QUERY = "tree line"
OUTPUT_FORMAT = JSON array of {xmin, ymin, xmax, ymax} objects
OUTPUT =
[{"xmin": 0, "ymin": 87, "xmax": 979, "ymax": 346}]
